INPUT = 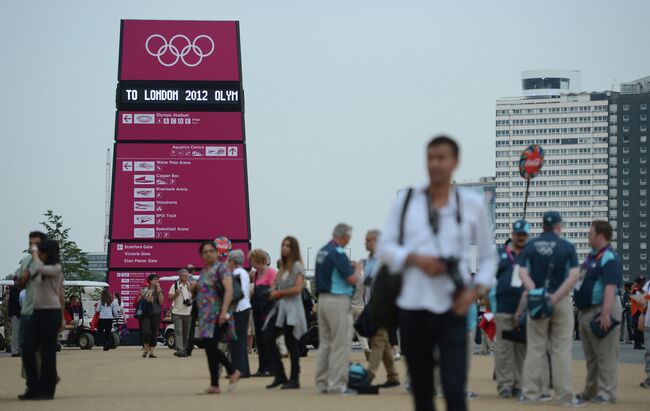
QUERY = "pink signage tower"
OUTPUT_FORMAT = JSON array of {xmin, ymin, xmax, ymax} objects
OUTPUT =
[{"xmin": 108, "ymin": 20, "xmax": 251, "ymax": 328}]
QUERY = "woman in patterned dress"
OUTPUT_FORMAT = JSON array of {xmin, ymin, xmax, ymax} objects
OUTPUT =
[{"xmin": 190, "ymin": 239, "xmax": 241, "ymax": 394}]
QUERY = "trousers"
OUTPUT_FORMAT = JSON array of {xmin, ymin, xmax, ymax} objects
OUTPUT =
[
  {"xmin": 400, "ymin": 309, "xmax": 467, "ymax": 411},
  {"xmin": 203, "ymin": 325, "xmax": 235, "ymax": 387},
  {"xmin": 494, "ymin": 313, "xmax": 525, "ymax": 392},
  {"xmin": 22, "ymin": 309, "xmax": 61, "ymax": 397},
  {"xmin": 173, "ymin": 314, "xmax": 191, "ymax": 353},
  {"xmin": 367, "ymin": 328, "xmax": 399, "ymax": 384},
  {"xmin": 522, "ymin": 296, "xmax": 574, "ymax": 404},
  {"xmin": 578, "ymin": 303, "xmax": 622, "ymax": 401},
  {"xmin": 315, "ymin": 294, "xmax": 352, "ymax": 393},
  {"xmin": 230, "ymin": 309, "xmax": 251, "ymax": 376},
  {"xmin": 265, "ymin": 324, "xmax": 300, "ymax": 381}
]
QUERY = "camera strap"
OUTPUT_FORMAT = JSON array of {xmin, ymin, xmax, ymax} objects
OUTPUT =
[{"xmin": 426, "ymin": 188, "xmax": 463, "ymax": 258}]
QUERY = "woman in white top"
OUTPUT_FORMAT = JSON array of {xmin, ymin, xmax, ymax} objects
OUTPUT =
[
  {"xmin": 227, "ymin": 249, "xmax": 252, "ymax": 378},
  {"xmin": 96, "ymin": 289, "xmax": 118, "ymax": 351}
]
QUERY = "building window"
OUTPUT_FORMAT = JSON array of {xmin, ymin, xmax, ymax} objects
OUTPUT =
[
  {"xmin": 642, "ymin": 253, "xmax": 648, "ymax": 260},
  {"xmin": 623, "ymin": 104, "xmax": 630, "ymax": 111},
  {"xmin": 642, "ymin": 264, "xmax": 648, "ymax": 271},
  {"xmin": 642, "ymin": 232, "xmax": 648, "ymax": 239},
  {"xmin": 642, "ymin": 104, "xmax": 648, "ymax": 110},
  {"xmin": 642, "ymin": 136, "xmax": 648, "ymax": 143},
  {"xmin": 642, "ymin": 114, "xmax": 648, "ymax": 121},
  {"xmin": 623, "ymin": 221, "xmax": 630, "ymax": 228},
  {"xmin": 623, "ymin": 126, "xmax": 630, "ymax": 132},
  {"xmin": 623, "ymin": 178, "xmax": 630, "ymax": 185},
  {"xmin": 642, "ymin": 168, "xmax": 648, "ymax": 175},
  {"xmin": 642, "ymin": 125, "xmax": 648, "ymax": 132},
  {"xmin": 642, "ymin": 243, "xmax": 647, "ymax": 250},
  {"xmin": 623, "ymin": 115, "xmax": 630, "ymax": 122},
  {"xmin": 623, "ymin": 190, "xmax": 629, "ymax": 196},
  {"xmin": 623, "ymin": 253, "xmax": 630, "ymax": 260},
  {"xmin": 623, "ymin": 243, "xmax": 630, "ymax": 250},
  {"xmin": 623, "ymin": 231, "xmax": 630, "ymax": 239},
  {"xmin": 623, "ymin": 211, "xmax": 630, "ymax": 218},
  {"xmin": 624, "ymin": 264, "xmax": 630, "ymax": 271}
]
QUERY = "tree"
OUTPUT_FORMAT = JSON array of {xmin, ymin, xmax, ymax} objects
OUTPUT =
[{"xmin": 41, "ymin": 210, "xmax": 95, "ymax": 298}]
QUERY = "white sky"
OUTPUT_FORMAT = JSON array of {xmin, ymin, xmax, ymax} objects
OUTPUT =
[{"xmin": 2, "ymin": 0, "xmax": 650, "ymax": 272}]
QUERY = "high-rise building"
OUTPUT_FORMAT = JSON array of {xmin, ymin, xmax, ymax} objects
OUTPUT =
[
  {"xmin": 608, "ymin": 76, "xmax": 650, "ymax": 281},
  {"xmin": 495, "ymin": 70, "xmax": 610, "ymax": 260},
  {"xmin": 86, "ymin": 252, "xmax": 108, "ymax": 279}
]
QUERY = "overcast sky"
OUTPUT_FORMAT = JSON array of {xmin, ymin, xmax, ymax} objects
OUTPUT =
[{"xmin": 1, "ymin": 0, "xmax": 650, "ymax": 272}]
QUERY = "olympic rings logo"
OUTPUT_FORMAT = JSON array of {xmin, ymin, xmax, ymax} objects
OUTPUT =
[{"xmin": 145, "ymin": 34, "xmax": 215, "ymax": 67}]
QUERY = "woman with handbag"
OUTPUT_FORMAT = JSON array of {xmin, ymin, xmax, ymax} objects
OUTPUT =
[
  {"xmin": 263, "ymin": 236, "xmax": 307, "ymax": 390},
  {"xmin": 191, "ymin": 238, "xmax": 241, "ymax": 394},
  {"xmin": 136, "ymin": 274, "xmax": 164, "ymax": 358},
  {"xmin": 248, "ymin": 249, "xmax": 277, "ymax": 377}
]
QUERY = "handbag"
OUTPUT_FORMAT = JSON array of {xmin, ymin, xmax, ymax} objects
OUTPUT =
[
  {"xmin": 135, "ymin": 298, "xmax": 152, "ymax": 319},
  {"xmin": 528, "ymin": 259, "xmax": 555, "ymax": 320},
  {"xmin": 353, "ymin": 306, "xmax": 378, "ymax": 338},
  {"xmin": 367, "ymin": 188, "xmax": 414, "ymax": 330},
  {"xmin": 590, "ymin": 315, "xmax": 621, "ymax": 338}
]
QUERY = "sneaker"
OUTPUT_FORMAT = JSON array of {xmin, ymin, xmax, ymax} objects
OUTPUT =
[
  {"xmin": 518, "ymin": 395, "xmax": 536, "ymax": 405},
  {"xmin": 340, "ymin": 388, "xmax": 357, "ymax": 396},
  {"xmin": 640, "ymin": 381, "xmax": 650, "ymax": 389},
  {"xmin": 512, "ymin": 388, "xmax": 522, "ymax": 398},
  {"xmin": 317, "ymin": 387, "xmax": 329, "ymax": 394},
  {"xmin": 404, "ymin": 383, "xmax": 412, "ymax": 393},
  {"xmin": 466, "ymin": 391, "xmax": 479, "ymax": 400},
  {"xmin": 590, "ymin": 395, "xmax": 614, "ymax": 404},
  {"xmin": 539, "ymin": 393, "xmax": 553, "ymax": 402},
  {"xmin": 393, "ymin": 352, "xmax": 401, "ymax": 361},
  {"xmin": 281, "ymin": 380, "xmax": 300, "ymax": 390},
  {"xmin": 379, "ymin": 380, "xmax": 401, "ymax": 389},
  {"xmin": 561, "ymin": 397, "xmax": 586, "ymax": 408},
  {"xmin": 498, "ymin": 388, "xmax": 512, "ymax": 398}
]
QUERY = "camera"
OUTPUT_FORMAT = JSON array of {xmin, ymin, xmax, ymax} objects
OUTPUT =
[
  {"xmin": 440, "ymin": 257, "xmax": 464, "ymax": 293},
  {"xmin": 260, "ymin": 288, "xmax": 273, "ymax": 299},
  {"xmin": 183, "ymin": 298, "xmax": 192, "ymax": 307}
]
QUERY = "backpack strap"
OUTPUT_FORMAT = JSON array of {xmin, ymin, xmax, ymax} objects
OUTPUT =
[{"xmin": 398, "ymin": 188, "xmax": 414, "ymax": 246}]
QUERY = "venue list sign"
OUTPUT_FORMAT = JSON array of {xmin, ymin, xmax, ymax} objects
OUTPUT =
[{"xmin": 108, "ymin": 20, "xmax": 251, "ymax": 329}]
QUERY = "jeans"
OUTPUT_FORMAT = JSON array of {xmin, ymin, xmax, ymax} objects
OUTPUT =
[
  {"xmin": 230, "ymin": 309, "xmax": 251, "ymax": 376},
  {"xmin": 22, "ymin": 309, "xmax": 61, "ymax": 397},
  {"xmin": 173, "ymin": 314, "xmax": 191, "ymax": 353},
  {"xmin": 98, "ymin": 318, "xmax": 113, "ymax": 349},
  {"xmin": 204, "ymin": 325, "xmax": 236, "ymax": 387},
  {"xmin": 265, "ymin": 323, "xmax": 300, "ymax": 382},
  {"xmin": 400, "ymin": 309, "xmax": 468, "ymax": 411}
]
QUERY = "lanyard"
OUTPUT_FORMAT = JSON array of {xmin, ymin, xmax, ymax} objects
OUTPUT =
[
  {"xmin": 581, "ymin": 245, "xmax": 610, "ymax": 270},
  {"xmin": 504, "ymin": 244, "xmax": 516, "ymax": 262}
]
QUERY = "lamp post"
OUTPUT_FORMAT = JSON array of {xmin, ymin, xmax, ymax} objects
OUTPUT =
[{"xmin": 307, "ymin": 247, "xmax": 313, "ymax": 270}]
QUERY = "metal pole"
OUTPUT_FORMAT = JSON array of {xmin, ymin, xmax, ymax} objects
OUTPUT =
[{"xmin": 523, "ymin": 179, "xmax": 531, "ymax": 220}]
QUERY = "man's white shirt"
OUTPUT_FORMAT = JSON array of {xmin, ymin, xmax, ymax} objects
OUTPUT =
[{"xmin": 377, "ymin": 186, "xmax": 498, "ymax": 314}]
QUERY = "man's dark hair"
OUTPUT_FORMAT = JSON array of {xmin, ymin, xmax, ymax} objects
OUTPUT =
[
  {"xmin": 427, "ymin": 135, "xmax": 460, "ymax": 159},
  {"xmin": 591, "ymin": 220, "xmax": 613, "ymax": 242},
  {"xmin": 28, "ymin": 231, "xmax": 47, "ymax": 242}
]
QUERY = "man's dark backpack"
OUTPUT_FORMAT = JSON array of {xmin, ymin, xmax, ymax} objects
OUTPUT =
[{"xmin": 366, "ymin": 188, "xmax": 414, "ymax": 329}]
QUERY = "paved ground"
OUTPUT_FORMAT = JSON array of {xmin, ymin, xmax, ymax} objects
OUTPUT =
[{"xmin": 0, "ymin": 345, "xmax": 648, "ymax": 411}]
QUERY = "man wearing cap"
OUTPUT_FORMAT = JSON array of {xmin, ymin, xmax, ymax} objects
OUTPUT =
[
  {"xmin": 517, "ymin": 211, "xmax": 584, "ymax": 407},
  {"xmin": 493, "ymin": 220, "xmax": 529, "ymax": 398},
  {"xmin": 573, "ymin": 221, "xmax": 622, "ymax": 404}
]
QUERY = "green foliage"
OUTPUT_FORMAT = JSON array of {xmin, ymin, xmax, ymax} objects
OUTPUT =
[{"xmin": 41, "ymin": 210, "xmax": 96, "ymax": 299}]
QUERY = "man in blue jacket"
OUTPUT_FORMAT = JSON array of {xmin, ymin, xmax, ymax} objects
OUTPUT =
[
  {"xmin": 315, "ymin": 223, "xmax": 362, "ymax": 396},
  {"xmin": 493, "ymin": 220, "xmax": 529, "ymax": 398}
]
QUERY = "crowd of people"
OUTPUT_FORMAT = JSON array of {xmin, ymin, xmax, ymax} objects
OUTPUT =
[{"xmin": 3, "ymin": 135, "xmax": 650, "ymax": 411}]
